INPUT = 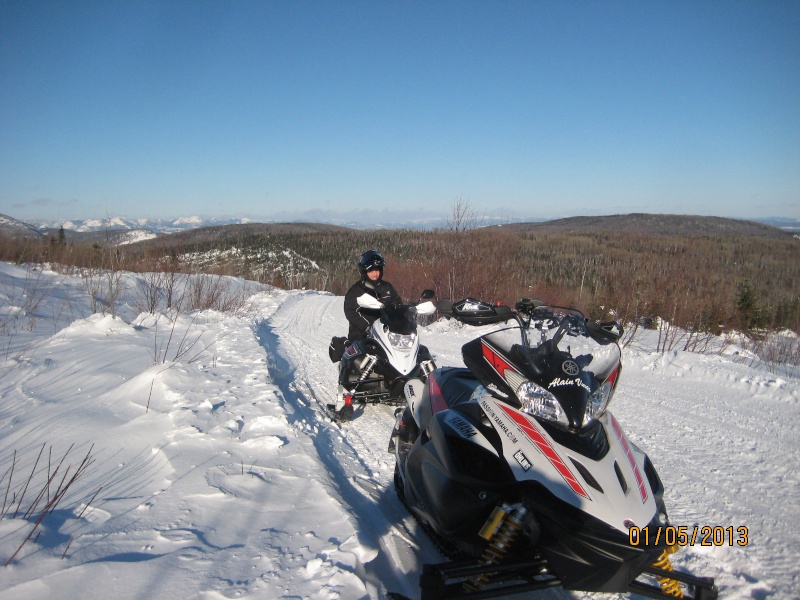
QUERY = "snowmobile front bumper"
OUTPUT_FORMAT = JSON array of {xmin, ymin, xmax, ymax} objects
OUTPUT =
[{"xmin": 419, "ymin": 557, "xmax": 718, "ymax": 600}]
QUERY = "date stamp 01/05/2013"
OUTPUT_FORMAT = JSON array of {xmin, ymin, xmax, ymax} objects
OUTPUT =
[{"xmin": 628, "ymin": 525, "xmax": 749, "ymax": 547}]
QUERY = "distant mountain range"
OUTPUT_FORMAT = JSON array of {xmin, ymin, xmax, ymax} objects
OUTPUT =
[
  {"xmin": 40, "ymin": 215, "xmax": 259, "ymax": 234},
  {"xmin": 1, "ymin": 212, "xmax": 798, "ymax": 242},
  {"xmin": 6, "ymin": 212, "xmax": 532, "ymax": 235},
  {"xmin": 0, "ymin": 213, "xmax": 526, "ymax": 241},
  {"xmin": 0, "ymin": 214, "xmax": 263, "ymax": 244}
]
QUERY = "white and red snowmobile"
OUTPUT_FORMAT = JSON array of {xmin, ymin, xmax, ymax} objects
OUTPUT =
[
  {"xmin": 328, "ymin": 290, "xmax": 438, "ymax": 421},
  {"xmin": 389, "ymin": 297, "xmax": 718, "ymax": 599}
]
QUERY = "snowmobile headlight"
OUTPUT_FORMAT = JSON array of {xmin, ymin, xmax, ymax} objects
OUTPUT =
[
  {"xmin": 388, "ymin": 331, "xmax": 416, "ymax": 350},
  {"xmin": 583, "ymin": 380, "xmax": 612, "ymax": 426},
  {"xmin": 518, "ymin": 381, "xmax": 569, "ymax": 427}
]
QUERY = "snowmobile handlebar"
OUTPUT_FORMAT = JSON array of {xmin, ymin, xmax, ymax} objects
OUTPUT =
[
  {"xmin": 356, "ymin": 291, "xmax": 438, "ymax": 317},
  {"xmin": 438, "ymin": 296, "xmax": 624, "ymax": 342}
]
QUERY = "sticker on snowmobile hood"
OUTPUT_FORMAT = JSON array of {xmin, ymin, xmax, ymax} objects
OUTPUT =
[
  {"xmin": 496, "ymin": 402, "xmax": 591, "ymax": 500},
  {"xmin": 549, "ymin": 377, "xmax": 592, "ymax": 393},
  {"xmin": 479, "ymin": 398, "xmax": 518, "ymax": 444},
  {"xmin": 444, "ymin": 413, "xmax": 477, "ymax": 438},
  {"xmin": 440, "ymin": 410, "xmax": 499, "ymax": 457},
  {"xmin": 514, "ymin": 449, "xmax": 532, "ymax": 472},
  {"xmin": 562, "ymin": 360, "xmax": 580, "ymax": 376}
]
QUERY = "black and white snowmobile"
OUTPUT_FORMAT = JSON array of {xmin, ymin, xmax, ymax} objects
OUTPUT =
[
  {"xmin": 389, "ymin": 297, "xmax": 718, "ymax": 599},
  {"xmin": 328, "ymin": 290, "xmax": 438, "ymax": 421}
]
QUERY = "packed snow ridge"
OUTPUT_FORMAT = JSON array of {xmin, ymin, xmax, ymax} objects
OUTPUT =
[{"xmin": 0, "ymin": 262, "xmax": 797, "ymax": 600}]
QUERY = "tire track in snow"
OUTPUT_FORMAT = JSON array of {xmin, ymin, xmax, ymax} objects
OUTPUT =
[
  {"xmin": 615, "ymin": 354, "xmax": 797, "ymax": 597},
  {"xmin": 254, "ymin": 290, "xmax": 430, "ymax": 599}
]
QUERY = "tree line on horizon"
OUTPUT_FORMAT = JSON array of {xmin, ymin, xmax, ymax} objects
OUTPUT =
[{"xmin": 1, "ymin": 219, "xmax": 799, "ymax": 339}]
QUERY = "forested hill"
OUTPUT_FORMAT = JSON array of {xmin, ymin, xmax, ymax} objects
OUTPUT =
[
  {"xmin": 498, "ymin": 214, "xmax": 792, "ymax": 239},
  {"xmin": 3, "ymin": 212, "xmax": 798, "ymax": 332},
  {"xmin": 146, "ymin": 221, "xmax": 354, "ymax": 244}
]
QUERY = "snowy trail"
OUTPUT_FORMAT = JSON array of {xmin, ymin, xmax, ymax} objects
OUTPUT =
[{"xmin": 254, "ymin": 290, "xmax": 441, "ymax": 600}]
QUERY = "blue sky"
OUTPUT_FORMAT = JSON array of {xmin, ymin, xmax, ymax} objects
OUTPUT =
[{"xmin": 1, "ymin": 0, "xmax": 798, "ymax": 224}]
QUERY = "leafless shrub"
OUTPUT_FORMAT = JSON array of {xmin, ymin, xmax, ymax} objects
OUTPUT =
[
  {"xmin": 134, "ymin": 271, "xmax": 164, "ymax": 314},
  {"xmin": 0, "ymin": 264, "xmax": 55, "ymax": 335},
  {"xmin": 184, "ymin": 273, "xmax": 251, "ymax": 314},
  {"xmin": 104, "ymin": 265, "xmax": 125, "ymax": 319},
  {"xmin": 187, "ymin": 274, "xmax": 226, "ymax": 311},
  {"xmin": 0, "ymin": 265, "xmax": 71, "ymax": 360},
  {"xmin": 656, "ymin": 320, "xmax": 686, "ymax": 353},
  {"xmin": 80, "ymin": 267, "xmax": 102, "ymax": 314},
  {"xmin": 620, "ymin": 320, "xmax": 640, "ymax": 349},
  {"xmin": 1, "ymin": 443, "xmax": 99, "ymax": 566},
  {"xmin": 682, "ymin": 329, "xmax": 717, "ymax": 353},
  {"xmin": 147, "ymin": 312, "xmax": 210, "ymax": 366},
  {"xmin": 736, "ymin": 331, "xmax": 800, "ymax": 378},
  {"xmin": 162, "ymin": 268, "xmax": 185, "ymax": 310}
]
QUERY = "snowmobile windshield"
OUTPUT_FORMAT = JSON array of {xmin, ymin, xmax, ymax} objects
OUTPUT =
[
  {"xmin": 462, "ymin": 306, "xmax": 622, "ymax": 429},
  {"xmin": 477, "ymin": 308, "xmax": 620, "ymax": 381},
  {"xmin": 379, "ymin": 304, "xmax": 417, "ymax": 335}
]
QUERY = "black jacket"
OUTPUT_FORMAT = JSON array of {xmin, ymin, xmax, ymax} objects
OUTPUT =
[{"xmin": 344, "ymin": 279, "xmax": 402, "ymax": 341}]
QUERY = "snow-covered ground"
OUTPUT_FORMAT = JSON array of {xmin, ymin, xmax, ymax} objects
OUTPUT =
[{"xmin": 0, "ymin": 262, "xmax": 797, "ymax": 600}]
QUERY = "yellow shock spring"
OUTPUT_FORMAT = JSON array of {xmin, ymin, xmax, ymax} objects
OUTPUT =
[
  {"xmin": 463, "ymin": 505, "xmax": 526, "ymax": 592},
  {"xmin": 652, "ymin": 545, "xmax": 684, "ymax": 598}
]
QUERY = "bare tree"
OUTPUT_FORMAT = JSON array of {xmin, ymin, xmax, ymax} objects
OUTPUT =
[{"xmin": 445, "ymin": 196, "xmax": 482, "ymax": 232}]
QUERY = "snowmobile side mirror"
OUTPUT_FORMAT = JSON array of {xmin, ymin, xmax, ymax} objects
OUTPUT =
[
  {"xmin": 420, "ymin": 289, "xmax": 435, "ymax": 300},
  {"xmin": 356, "ymin": 293, "xmax": 384, "ymax": 310}
]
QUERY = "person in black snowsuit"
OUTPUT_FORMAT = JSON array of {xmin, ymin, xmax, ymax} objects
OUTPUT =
[
  {"xmin": 343, "ymin": 249, "xmax": 402, "ymax": 341},
  {"xmin": 331, "ymin": 249, "xmax": 405, "ymax": 421}
]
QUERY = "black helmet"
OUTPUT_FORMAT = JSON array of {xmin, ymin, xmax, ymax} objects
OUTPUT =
[{"xmin": 358, "ymin": 250, "xmax": 385, "ymax": 278}]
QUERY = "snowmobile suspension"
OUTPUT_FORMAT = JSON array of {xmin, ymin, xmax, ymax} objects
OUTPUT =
[
  {"xmin": 357, "ymin": 354, "xmax": 378, "ymax": 381},
  {"xmin": 652, "ymin": 545, "xmax": 684, "ymax": 598},
  {"xmin": 463, "ymin": 503, "xmax": 527, "ymax": 592}
]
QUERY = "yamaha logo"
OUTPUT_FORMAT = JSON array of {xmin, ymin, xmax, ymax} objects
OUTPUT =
[{"xmin": 562, "ymin": 360, "xmax": 580, "ymax": 376}]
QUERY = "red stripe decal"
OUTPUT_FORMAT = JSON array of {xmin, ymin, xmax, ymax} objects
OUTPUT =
[
  {"xmin": 482, "ymin": 341, "xmax": 518, "ymax": 379},
  {"xmin": 428, "ymin": 373, "xmax": 448, "ymax": 415},
  {"xmin": 610, "ymin": 414, "xmax": 648, "ymax": 503},
  {"xmin": 498, "ymin": 404, "xmax": 591, "ymax": 500}
]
